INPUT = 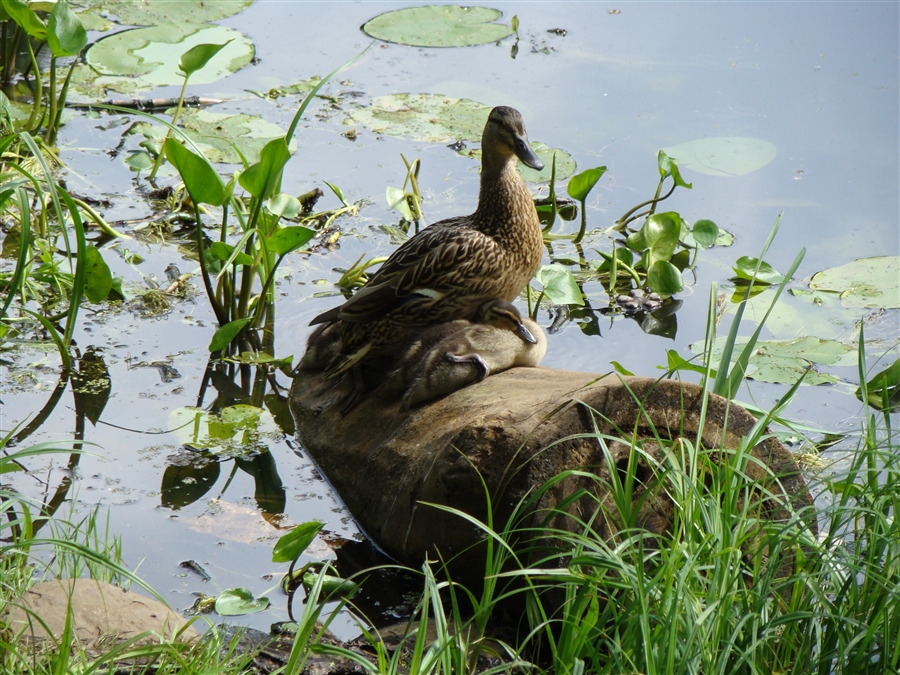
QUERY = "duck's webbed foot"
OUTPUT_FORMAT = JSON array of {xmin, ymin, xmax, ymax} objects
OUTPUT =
[{"xmin": 446, "ymin": 352, "xmax": 489, "ymax": 382}]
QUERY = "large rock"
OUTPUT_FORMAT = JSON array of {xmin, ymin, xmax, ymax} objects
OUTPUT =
[
  {"xmin": 290, "ymin": 368, "xmax": 814, "ymax": 585},
  {"xmin": 3, "ymin": 579, "xmax": 198, "ymax": 652}
]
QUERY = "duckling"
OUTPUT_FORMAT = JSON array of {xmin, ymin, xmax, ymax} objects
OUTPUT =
[
  {"xmin": 379, "ymin": 300, "xmax": 547, "ymax": 410},
  {"xmin": 311, "ymin": 106, "xmax": 545, "ymax": 383},
  {"xmin": 296, "ymin": 321, "xmax": 341, "ymax": 372}
]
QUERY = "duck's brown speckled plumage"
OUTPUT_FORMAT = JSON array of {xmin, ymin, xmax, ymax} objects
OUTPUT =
[
  {"xmin": 311, "ymin": 106, "xmax": 544, "ymax": 377},
  {"xmin": 376, "ymin": 300, "xmax": 547, "ymax": 409}
]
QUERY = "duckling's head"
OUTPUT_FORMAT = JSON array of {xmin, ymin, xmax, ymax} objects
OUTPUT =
[
  {"xmin": 475, "ymin": 299, "xmax": 538, "ymax": 344},
  {"xmin": 482, "ymin": 106, "xmax": 544, "ymax": 174}
]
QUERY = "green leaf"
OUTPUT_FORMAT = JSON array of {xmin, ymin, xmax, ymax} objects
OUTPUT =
[
  {"xmin": 362, "ymin": 5, "xmax": 514, "ymax": 47},
  {"xmin": 665, "ymin": 349, "xmax": 713, "ymax": 376},
  {"xmin": 566, "ymin": 166, "xmax": 607, "ymax": 202},
  {"xmin": 267, "ymin": 226, "xmax": 315, "ymax": 257},
  {"xmin": 691, "ymin": 219, "xmax": 719, "ymax": 248},
  {"xmin": 47, "ymin": 0, "xmax": 87, "ymax": 57},
  {"xmin": 610, "ymin": 361, "xmax": 634, "ymax": 376},
  {"xmin": 239, "ymin": 138, "xmax": 290, "ymax": 200},
  {"xmin": 164, "ymin": 138, "xmax": 225, "ymax": 206},
  {"xmin": 647, "ymin": 260, "xmax": 683, "ymax": 296},
  {"xmin": 214, "ymin": 588, "xmax": 269, "ymax": 616},
  {"xmin": 809, "ymin": 256, "xmax": 899, "ymax": 309},
  {"xmin": 84, "ymin": 23, "xmax": 254, "ymax": 88},
  {"xmin": 386, "ymin": 186, "xmax": 413, "ymax": 220},
  {"xmin": 535, "ymin": 264, "xmax": 584, "ymax": 306},
  {"xmin": 83, "ymin": 245, "xmax": 112, "ymax": 303},
  {"xmin": 694, "ymin": 335, "xmax": 852, "ymax": 386},
  {"xmin": 209, "ymin": 318, "xmax": 251, "ymax": 352},
  {"xmin": 641, "ymin": 212, "xmax": 681, "ymax": 265},
  {"xmin": 272, "ymin": 521, "xmax": 325, "ymax": 563},
  {"xmin": 657, "ymin": 150, "xmax": 692, "ymax": 188},
  {"xmin": 857, "ymin": 359, "xmax": 900, "ymax": 412},
  {"xmin": 178, "ymin": 40, "xmax": 232, "ymax": 77},
  {"xmin": 732, "ymin": 256, "xmax": 785, "ymax": 285},
  {"xmin": 302, "ymin": 573, "xmax": 359, "ymax": 598},
  {"xmin": 324, "ymin": 181, "xmax": 350, "ymax": 208},
  {"xmin": 267, "ymin": 193, "xmax": 301, "ymax": 218},
  {"xmin": 208, "ymin": 241, "xmax": 252, "ymax": 266},
  {"xmin": 2, "ymin": 0, "xmax": 47, "ymax": 40},
  {"xmin": 661, "ymin": 137, "xmax": 777, "ymax": 177}
]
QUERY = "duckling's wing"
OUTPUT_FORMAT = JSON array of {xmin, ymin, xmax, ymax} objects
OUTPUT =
[{"xmin": 327, "ymin": 221, "xmax": 501, "ymax": 324}]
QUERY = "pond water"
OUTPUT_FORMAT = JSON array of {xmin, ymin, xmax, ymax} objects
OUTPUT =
[{"xmin": 3, "ymin": 1, "xmax": 898, "ymax": 637}]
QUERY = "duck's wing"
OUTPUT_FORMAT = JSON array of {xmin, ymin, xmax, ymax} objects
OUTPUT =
[{"xmin": 311, "ymin": 220, "xmax": 500, "ymax": 325}]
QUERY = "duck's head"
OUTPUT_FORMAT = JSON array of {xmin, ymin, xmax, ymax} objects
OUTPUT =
[
  {"xmin": 476, "ymin": 299, "xmax": 538, "ymax": 344},
  {"xmin": 482, "ymin": 106, "xmax": 544, "ymax": 173}
]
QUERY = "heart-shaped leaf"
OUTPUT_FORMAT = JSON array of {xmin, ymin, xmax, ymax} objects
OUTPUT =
[
  {"xmin": 567, "ymin": 166, "xmax": 607, "ymax": 202},
  {"xmin": 267, "ymin": 226, "xmax": 315, "ymax": 257},
  {"xmin": 214, "ymin": 588, "xmax": 269, "ymax": 616},
  {"xmin": 535, "ymin": 264, "xmax": 584, "ymax": 306},
  {"xmin": 209, "ymin": 318, "xmax": 251, "ymax": 352},
  {"xmin": 48, "ymin": 0, "xmax": 87, "ymax": 57}
]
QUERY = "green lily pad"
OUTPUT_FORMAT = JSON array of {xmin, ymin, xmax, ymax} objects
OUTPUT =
[
  {"xmin": 349, "ymin": 94, "xmax": 571, "ymax": 181},
  {"xmin": 214, "ymin": 588, "xmax": 269, "ymax": 617},
  {"xmin": 85, "ymin": 23, "xmax": 254, "ymax": 87},
  {"xmin": 809, "ymin": 256, "xmax": 899, "ymax": 309},
  {"xmin": 693, "ymin": 335, "xmax": 855, "ymax": 386},
  {"xmin": 661, "ymin": 137, "xmax": 777, "ymax": 177},
  {"xmin": 362, "ymin": 5, "xmax": 513, "ymax": 47},
  {"xmin": 176, "ymin": 109, "xmax": 291, "ymax": 165},
  {"xmin": 79, "ymin": 0, "xmax": 253, "ymax": 27},
  {"xmin": 349, "ymin": 93, "xmax": 489, "ymax": 142}
]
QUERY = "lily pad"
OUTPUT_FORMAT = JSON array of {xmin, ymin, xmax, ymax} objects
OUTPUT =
[
  {"xmin": 809, "ymin": 256, "xmax": 899, "ymax": 309},
  {"xmin": 79, "ymin": 0, "xmax": 253, "ymax": 27},
  {"xmin": 349, "ymin": 94, "xmax": 572, "ymax": 181},
  {"xmin": 349, "ymin": 94, "xmax": 489, "ymax": 143},
  {"xmin": 362, "ymin": 5, "xmax": 514, "ymax": 47},
  {"xmin": 693, "ymin": 335, "xmax": 855, "ymax": 386},
  {"xmin": 177, "ymin": 109, "xmax": 291, "ymax": 165},
  {"xmin": 85, "ymin": 23, "xmax": 254, "ymax": 87},
  {"xmin": 214, "ymin": 588, "xmax": 269, "ymax": 617},
  {"xmin": 661, "ymin": 137, "xmax": 777, "ymax": 177}
]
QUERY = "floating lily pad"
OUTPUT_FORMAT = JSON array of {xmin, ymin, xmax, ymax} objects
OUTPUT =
[
  {"xmin": 214, "ymin": 588, "xmax": 269, "ymax": 617},
  {"xmin": 661, "ymin": 137, "xmax": 777, "ymax": 177},
  {"xmin": 349, "ymin": 94, "xmax": 488, "ymax": 142},
  {"xmin": 362, "ymin": 5, "xmax": 513, "ymax": 47},
  {"xmin": 176, "ymin": 109, "xmax": 291, "ymax": 165},
  {"xmin": 693, "ymin": 335, "xmax": 855, "ymax": 386},
  {"xmin": 85, "ymin": 23, "xmax": 254, "ymax": 87},
  {"xmin": 809, "ymin": 256, "xmax": 899, "ymax": 309},
  {"xmin": 349, "ymin": 94, "xmax": 572, "ymax": 181},
  {"xmin": 79, "ymin": 0, "xmax": 253, "ymax": 27}
]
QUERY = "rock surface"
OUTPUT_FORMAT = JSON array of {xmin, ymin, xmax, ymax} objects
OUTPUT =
[
  {"xmin": 3, "ymin": 579, "xmax": 198, "ymax": 650},
  {"xmin": 290, "ymin": 368, "xmax": 815, "ymax": 585}
]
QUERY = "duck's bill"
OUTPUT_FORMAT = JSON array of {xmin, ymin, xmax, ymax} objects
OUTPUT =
[
  {"xmin": 515, "ymin": 136, "xmax": 544, "ymax": 171},
  {"xmin": 515, "ymin": 323, "xmax": 538, "ymax": 344}
]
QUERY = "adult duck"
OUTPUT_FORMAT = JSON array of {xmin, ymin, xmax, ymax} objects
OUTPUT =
[{"xmin": 310, "ymin": 105, "xmax": 544, "ymax": 379}]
